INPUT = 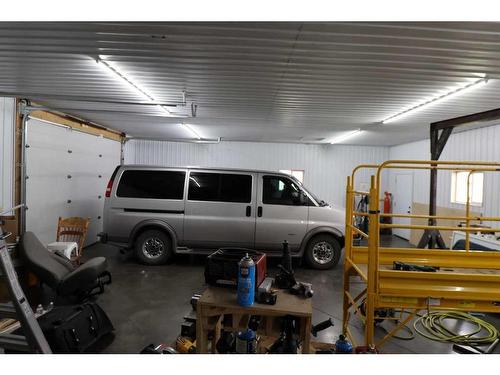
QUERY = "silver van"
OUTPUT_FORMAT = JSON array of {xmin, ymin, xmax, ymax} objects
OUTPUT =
[{"xmin": 100, "ymin": 165, "xmax": 345, "ymax": 269}]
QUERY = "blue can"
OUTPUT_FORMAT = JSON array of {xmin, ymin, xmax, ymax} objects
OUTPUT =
[
  {"xmin": 335, "ymin": 335, "xmax": 353, "ymax": 354},
  {"xmin": 237, "ymin": 253, "xmax": 255, "ymax": 307},
  {"xmin": 235, "ymin": 329, "xmax": 257, "ymax": 353}
]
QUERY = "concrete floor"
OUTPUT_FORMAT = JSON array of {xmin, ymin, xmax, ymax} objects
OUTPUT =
[{"xmin": 82, "ymin": 235, "xmax": 500, "ymax": 354}]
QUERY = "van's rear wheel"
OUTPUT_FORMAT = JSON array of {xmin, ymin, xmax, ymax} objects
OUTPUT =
[
  {"xmin": 135, "ymin": 229, "xmax": 172, "ymax": 265},
  {"xmin": 304, "ymin": 235, "xmax": 341, "ymax": 270}
]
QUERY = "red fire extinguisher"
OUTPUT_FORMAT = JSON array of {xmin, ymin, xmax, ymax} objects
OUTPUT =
[
  {"xmin": 382, "ymin": 192, "xmax": 392, "ymax": 234},
  {"xmin": 383, "ymin": 192, "xmax": 392, "ymax": 220}
]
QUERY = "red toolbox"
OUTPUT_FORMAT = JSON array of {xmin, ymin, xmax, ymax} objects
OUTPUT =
[{"xmin": 204, "ymin": 248, "xmax": 267, "ymax": 288}]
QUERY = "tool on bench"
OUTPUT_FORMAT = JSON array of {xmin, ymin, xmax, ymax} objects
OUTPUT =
[
  {"xmin": 274, "ymin": 241, "xmax": 295, "ymax": 289},
  {"xmin": 256, "ymin": 277, "xmax": 277, "ymax": 305},
  {"xmin": 393, "ymin": 261, "xmax": 439, "ymax": 272},
  {"xmin": 274, "ymin": 241, "xmax": 314, "ymax": 298},
  {"xmin": 311, "ymin": 318, "xmax": 334, "ymax": 337},
  {"xmin": 291, "ymin": 281, "xmax": 314, "ymax": 298}
]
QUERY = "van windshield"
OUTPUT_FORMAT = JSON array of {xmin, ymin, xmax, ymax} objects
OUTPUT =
[
  {"xmin": 291, "ymin": 177, "xmax": 328, "ymax": 207},
  {"xmin": 307, "ymin": 190, "xmax": 328, "ymax": 207}
]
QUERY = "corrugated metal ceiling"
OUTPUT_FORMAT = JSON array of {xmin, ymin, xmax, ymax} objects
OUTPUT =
[{"xmin": 1, "ymin": 22, "xmax": 500, "ymax": 145}]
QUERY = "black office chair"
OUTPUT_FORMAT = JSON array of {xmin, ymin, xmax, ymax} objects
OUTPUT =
[{"xmin": 19, "ymin": 231, "xmax": 111, "ymax": 301}]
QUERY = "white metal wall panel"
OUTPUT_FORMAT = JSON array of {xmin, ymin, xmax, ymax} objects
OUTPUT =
[
  {"xmin": 124, "ymin": 140, "xmax": 389, "ymax": 208},
  {"xmin": 0, "ymin": 97, "xmax": 15, "ymax": 214},
  {"xmin": 26, "ymin": 118, "xmax": 121, "ymax": 246},
  {"xmin": 388, "ymin": 123, "xmax": 500, "ymax": 223}
]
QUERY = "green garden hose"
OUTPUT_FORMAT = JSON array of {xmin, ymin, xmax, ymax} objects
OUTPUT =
[{"xmin": 413, "ymin": 311, "xmax": 498, "ymax": 345}]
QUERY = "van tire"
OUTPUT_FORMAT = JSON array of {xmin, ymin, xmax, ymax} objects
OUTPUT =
[
  {"xmin": 134, "ymin": 229, "xmax": 172, "ymax": 265},
  {"xmin": 304, "ymin": 234, "xmax": 341, "ymax": 270}
]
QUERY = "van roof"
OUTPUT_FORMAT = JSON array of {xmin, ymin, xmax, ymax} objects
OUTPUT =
[{"xmin": 119, "ymin": 164, "xmax": 297, "ymax": 178}]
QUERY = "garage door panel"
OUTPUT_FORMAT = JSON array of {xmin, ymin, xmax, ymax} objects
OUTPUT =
[
  {"xmin": 26, "ymin": 118, "xmax": 121, "ymax": 247},
  {"xmin": 26, "ymin": 175, "xmax": 72, "ymax": 246}
]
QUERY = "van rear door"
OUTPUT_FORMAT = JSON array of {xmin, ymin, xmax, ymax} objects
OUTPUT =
[{"xmin": 183, "ymin": 170, "xmax": 257, "ymax": 248}]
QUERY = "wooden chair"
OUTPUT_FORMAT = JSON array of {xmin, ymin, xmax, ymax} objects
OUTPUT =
[{"xmin": 56, "ymin": 217, "xmax": 90, "ymax": 263}]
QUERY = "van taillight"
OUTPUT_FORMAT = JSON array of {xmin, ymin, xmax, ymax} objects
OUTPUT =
[
  {"xmin": 105, "ymin": 178, "xmax": 114, "ymax": 198},
  {"xmin": 105, "ymin": 166, "xmax": 120, "ymax": 198}
]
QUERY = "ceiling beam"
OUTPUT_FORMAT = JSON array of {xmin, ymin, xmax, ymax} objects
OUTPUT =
[{"xmin": 431, "ymin": 106, "xmax": 500, "ymax": 131}]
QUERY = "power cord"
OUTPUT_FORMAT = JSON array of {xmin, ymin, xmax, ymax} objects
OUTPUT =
[{"xmin": 413, "ymin": 311, "xmax": 498, "ymax": 345}]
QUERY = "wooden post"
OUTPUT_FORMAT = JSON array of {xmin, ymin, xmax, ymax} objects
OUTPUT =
[{"xmin": 418, "ymin": 124, "xmax": 452, "ymax": 249}]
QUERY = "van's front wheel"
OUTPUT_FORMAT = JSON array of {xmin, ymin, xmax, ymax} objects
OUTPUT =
[
  {"xmin": 135, "ymin": 229, "xmax": 172, "ymax": 265},
  {"xmin": 304, "ymin": 235, "xmax": 341, "ymax": 270}
]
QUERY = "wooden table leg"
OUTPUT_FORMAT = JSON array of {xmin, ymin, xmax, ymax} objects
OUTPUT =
[
  {"xmin": 211, "ymin": 315, "xmax": 222, "ymax": 354},
  {"xmin": 302, "ymin": 316, "xmax": 312, "ymax": 354},
  {"xmin": 196, "ymin": 304, "xmax": 208, "ymax": 353}
]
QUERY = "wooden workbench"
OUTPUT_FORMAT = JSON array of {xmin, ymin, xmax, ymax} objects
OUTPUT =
[{"xmin": 196, "ymin": 286, "xmax": 312, "ymax": 354}]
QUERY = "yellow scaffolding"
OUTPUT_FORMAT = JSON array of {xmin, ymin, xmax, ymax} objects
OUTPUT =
[{"xmin": 342, "ymin": 160, "xmax": 500, "ymax": 349}]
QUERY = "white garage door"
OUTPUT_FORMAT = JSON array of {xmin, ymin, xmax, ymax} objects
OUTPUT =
[{"xmin": 26, "ymin": 118, "xmax": 121, "ymax": 246}]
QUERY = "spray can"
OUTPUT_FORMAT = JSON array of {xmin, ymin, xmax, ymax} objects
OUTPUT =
[{"xmin": 237, "ymin": 253, "xmax": 255, "ymax": 307}]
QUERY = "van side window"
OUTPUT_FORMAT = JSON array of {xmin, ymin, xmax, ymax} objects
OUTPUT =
[
  {"xmin": 262, "ymin": 175, "xmax": 310, "ymax": 206},
  {"xmin": 188, "ymin": 172, "xmax": 252, "ymax": 203},
  {"xmin": 220, "ymin": 174, "xmax": 252, "ymax": 203},
  {"xmin": 116, "ymin": 170, "xmax": 185, "ymax": 199}
]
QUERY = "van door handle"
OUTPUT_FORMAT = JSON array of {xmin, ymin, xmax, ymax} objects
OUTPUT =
[
  {"xmin": 257, "ymin": 206, "xmax": 263, "ymax": 217},
  {"xmin": 246, "ymin": 206, "xmax": 251, "ymax": 217}
]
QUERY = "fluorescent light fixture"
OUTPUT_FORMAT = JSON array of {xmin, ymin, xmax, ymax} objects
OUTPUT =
[
  {"xmin": 97, "ymin": 57, "xmax": 154, "ymax": 101},
  {"xmin": 97, "ymin": 56, "xmax": 178, "ymax": 117},
  {"xmin": 330, "ymin": 129, "xmax": 363, "ymax": 144},
  {"xmin": 97, "ymin": 56, "xmax": 206, "ymax": 138},
  {"xmin": 382, "ymin": 76, "xmax": 489, "ymax": 125},
  {"xmin": 182, "ymin": 123, "xmax": 201, "ymax": 139}
]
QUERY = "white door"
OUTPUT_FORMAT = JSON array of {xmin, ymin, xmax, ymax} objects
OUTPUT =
[{"xmin": 393, "ymin": 174, "xmax": 413, "ymax": 240}]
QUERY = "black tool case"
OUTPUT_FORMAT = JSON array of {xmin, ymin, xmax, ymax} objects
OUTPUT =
[{"xmin": 36, "ymin": 302, "xmax": 113, "ymax": 353}]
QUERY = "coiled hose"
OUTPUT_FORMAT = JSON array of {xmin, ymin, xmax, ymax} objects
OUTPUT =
[{"xmin": 413, "ymin": 311, "xmax": 498, "ymax": 345}]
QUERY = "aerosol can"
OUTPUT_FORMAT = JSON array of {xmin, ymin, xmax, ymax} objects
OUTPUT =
[{"xmin": 237, "ymin": 253, "xmax": 255, "ymax": 307}]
